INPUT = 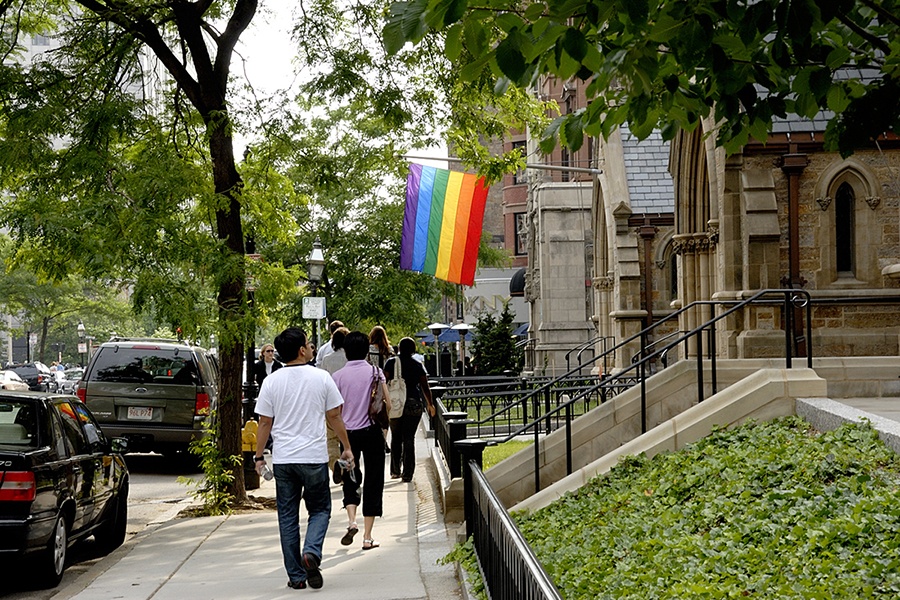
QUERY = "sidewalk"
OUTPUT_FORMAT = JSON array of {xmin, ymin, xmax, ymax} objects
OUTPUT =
[{"xmin": 54, "ymin": 425, "xmax": 462, "ymax": 600}]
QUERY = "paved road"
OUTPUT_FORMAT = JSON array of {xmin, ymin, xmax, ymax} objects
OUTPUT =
[{"xmin": 1, "ymin": 454, "xmax": 201, "ymax": 600}]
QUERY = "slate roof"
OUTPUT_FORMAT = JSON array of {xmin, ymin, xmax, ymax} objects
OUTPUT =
[
  {"xmin": 620, "ymin": 125, "xmax": 675, "ymax": 213},
  {"xmin": 767, "ymin": 67, "xmax": 882, "ymax": 134}
]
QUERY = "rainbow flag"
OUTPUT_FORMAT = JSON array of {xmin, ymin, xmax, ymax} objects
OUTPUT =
[{"xmin": 400, "ymin": 164, "xmax": 489, "ymax": 286}]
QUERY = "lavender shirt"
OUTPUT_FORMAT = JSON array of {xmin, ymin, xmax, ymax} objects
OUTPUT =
[{"xmin": 332, "ymin": 359, "xmax": 384, "ymax": 431}]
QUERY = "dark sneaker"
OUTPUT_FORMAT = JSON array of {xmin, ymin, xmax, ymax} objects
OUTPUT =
[
  {"xmin": 301, "ymin": 552, "xmax": 323, "ymax": 589},
  {"xmin": 287, "ymin": 580, "xmax": 307, "ymax": 589},
  {"xmin": 332, "ymin": 461, "xmax": 342, "ymax": 484}
]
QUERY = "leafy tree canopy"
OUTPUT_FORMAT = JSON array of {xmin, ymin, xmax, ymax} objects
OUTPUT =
[{"xmin": 385, "ymin": 0, "xmax": 900, "ymax": 156}]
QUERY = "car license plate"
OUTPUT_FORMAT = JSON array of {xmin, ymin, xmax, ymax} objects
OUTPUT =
[{"xmin": 127, "ymin": 407, "xmax": 153, "ymax": 420}]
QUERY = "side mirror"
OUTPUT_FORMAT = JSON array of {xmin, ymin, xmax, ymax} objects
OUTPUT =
[{"xmin": 110, "ymin": 437, "xmax": 129, "ymax": 454}]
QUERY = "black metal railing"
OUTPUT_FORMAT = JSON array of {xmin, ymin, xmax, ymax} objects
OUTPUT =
[
  {"xmin": 446, "ymin": 289, "xmax": 813, "ymax": 496},
  {"xmin": 565, "ymin": 335, "xmax": 615, "ymax": 374},
  {"xmin": 456, "ymin": 440, "xmax": 563, "ymax": 600}
]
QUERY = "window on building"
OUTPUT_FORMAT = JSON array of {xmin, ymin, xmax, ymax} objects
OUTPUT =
[
  {"xmin": 514, "ymin": 213, "xmax": 527, "ymax": 256},
  {"xmin": 32, "ymin": 35, "xmax": 50, "ymax": 46},
  {"xmin": 511, "ymin": 140, "xmax": 527, "ymax": 185},
  {"xmin": 560, "ymin": 147, "xmax": 570, "ymax": 182},
  {"xmin": 669, "ymin": 253, "xmax": 678, "ymax": 300},
  {"xmin": 835, "ymin": 182, "xmax": 855, "ymax": 274}
]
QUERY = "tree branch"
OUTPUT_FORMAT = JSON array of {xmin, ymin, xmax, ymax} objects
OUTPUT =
[
  {"xmin": 212, "ymin": 0, "xmax": 257, "ymax": 93},
  {"xmin": 73, "ymin": 0, "xmax": 205, "ymax": 109},
  {"xmin": 857, "ymin": 0, "xmax": 900, "ymax": 29},
  {"xmin": 834, "ymin": 10, "xmax": 890, "ymax": 54}
]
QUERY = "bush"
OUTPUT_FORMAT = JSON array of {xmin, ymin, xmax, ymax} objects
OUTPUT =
[{"xmin": 515, "ymin": 417, "xmax": 900, "ymax": 599}]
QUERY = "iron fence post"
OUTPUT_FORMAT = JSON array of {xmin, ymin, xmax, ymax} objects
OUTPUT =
[
  {"xmin": 455, "ymin": 439, "xmax": 488, "ymax": 539},
  {"xmin": 445, "ymin": 412, "xmax": 469, "ymax": 478}
]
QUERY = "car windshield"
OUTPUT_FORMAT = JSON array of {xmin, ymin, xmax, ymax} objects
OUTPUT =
[{"xmin": 0, "ymin": 400, "xmax": 37, "ymax": 446}]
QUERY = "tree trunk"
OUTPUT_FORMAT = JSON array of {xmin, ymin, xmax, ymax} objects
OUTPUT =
[{"xmin": 209, "ymin": 123, "xmax": 249, "ymax": 505}]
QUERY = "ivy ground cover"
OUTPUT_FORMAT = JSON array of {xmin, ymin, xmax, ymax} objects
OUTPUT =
[{"xmin": 515, "ymin": 417, "xmax": 900, "ymax": 599}]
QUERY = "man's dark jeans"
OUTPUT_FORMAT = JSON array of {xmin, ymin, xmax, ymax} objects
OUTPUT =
[{"xmin": 274, "ymin": 463, "xmax": 331, "ymax": 585}]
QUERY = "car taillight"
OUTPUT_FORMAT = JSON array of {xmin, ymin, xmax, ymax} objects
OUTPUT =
[
  {"xmin": 195, "ymin": 392, "xmax": 210, "ymax": 416},
  {"xmin": 76, "ymin": 382, "xmax": 86, "ymax": 402},
  {"xmin": 0, "ymin": 471, "xmax": 36, "ymax": 502}
]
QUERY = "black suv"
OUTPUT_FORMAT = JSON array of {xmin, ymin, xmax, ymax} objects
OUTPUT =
[
  {"xmin": 7, "ymin": 363, "xmax": 57, "ymax": 392},
  {"xmin": 76, "ymin": 338, "xmax": 219, "ymax": 456}
]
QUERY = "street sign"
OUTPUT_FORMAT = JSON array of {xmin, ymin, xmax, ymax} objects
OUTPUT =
[
  {"xmin": 77, "ymin": 343, "xmax": 87, "ymax": 354},
  {"xmin": 302, "ymin": 296, "xmax": 326, "ymax": 320}
]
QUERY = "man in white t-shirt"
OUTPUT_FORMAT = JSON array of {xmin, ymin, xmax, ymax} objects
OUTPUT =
[{"xmin": 254, "ymin": 327, "xmax": 353, "ymax": 591}]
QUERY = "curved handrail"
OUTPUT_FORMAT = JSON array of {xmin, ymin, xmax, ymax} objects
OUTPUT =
[
  {"xmin": 630, "ymin": 330, "xmax": 684, "ymax": 364},
  {"xmin": 463, "ymin": 293, "xmax": 730, "ymax": 428},
  {"xmin": 564, "ymin": 335, "xmax": 607, "ymax": 372}
]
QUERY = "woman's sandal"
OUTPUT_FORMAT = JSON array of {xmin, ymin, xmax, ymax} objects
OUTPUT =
[
  {"xmin": 362, "ymin": 538, "xmax": 380, "ymax": 550},
  {"xmin": 341, "ymin": 524, "xmax": 358, "ymax": 546}
]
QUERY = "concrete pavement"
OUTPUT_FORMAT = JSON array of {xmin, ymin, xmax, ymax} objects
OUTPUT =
[{"xmin": 53, "ymin": 426, "xmax": 463, "ymax": 600}]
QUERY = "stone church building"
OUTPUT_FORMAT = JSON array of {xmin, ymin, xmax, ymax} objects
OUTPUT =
[{"xmin": 515, "ymin": 78, "xmax": 900, "ymax": 375}]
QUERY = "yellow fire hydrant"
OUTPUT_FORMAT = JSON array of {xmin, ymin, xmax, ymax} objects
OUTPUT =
[{"xmin": 242, "ymin": 420, "xmax": 260, "ymax": 490}]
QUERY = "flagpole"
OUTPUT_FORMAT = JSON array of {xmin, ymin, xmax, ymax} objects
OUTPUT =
[{"xmin": 402, "ymin": 154, "xmax": 602, "ymax": 175}]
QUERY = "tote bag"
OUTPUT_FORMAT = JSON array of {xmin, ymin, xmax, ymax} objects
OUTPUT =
[{"xmin": 387, "ymin": 358, "xmax": 407, "ymax": 419}]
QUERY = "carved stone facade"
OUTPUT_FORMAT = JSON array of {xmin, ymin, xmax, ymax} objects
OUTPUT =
[{"xmin": 670, "ymin": 119, "xmax": 900, "ymax": 360}]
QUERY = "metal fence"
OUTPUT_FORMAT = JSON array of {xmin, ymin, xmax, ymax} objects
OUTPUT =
[{"xmin": 456, "ymin": 443, "xmax": 562, "ymax": 600}]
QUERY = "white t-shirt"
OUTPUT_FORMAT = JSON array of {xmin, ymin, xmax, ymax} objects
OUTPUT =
[
  {"xmin": 255, "ymin": 365, "xmax": 344, "ymax": 464},
  {"xmin": 315, "ymin": 340, "xmax": 333, "ymax": 364}
]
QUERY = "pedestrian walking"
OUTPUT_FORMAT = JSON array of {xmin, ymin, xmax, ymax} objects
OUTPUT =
[
  {"xmin": 319, "ymin": 326, "xmax": 350, "ymax": 471},
  {"xmin": 331, "ymin": 331, "xmax": 391, "ymax": 550},
  {"xmin": 254, "ymin": 327, "xmax": 354, "ymax": 591},
  {"xmin": 384, "ymin": 337, "xmax": 435, "ymax": 481},
  {"xmin": 253, "ymin": 343, "xmax": 282, "ymax": 388},
  {"xmin": 316, "ymin": 320, "xmax": 345, "ymax": 364},
  {"xmin": 368, "ymin": 325, "xmax": 394, "ymax": 454}
]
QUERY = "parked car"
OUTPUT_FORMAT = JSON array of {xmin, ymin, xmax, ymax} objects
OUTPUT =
[
  {"xmin": 0, "ymin": 370, "xmax": 30, "ymax": 391},
  {"xmin": 56, "ymin": 368, "xmax": 84, "ymax": 395},
  {"xmin": 76, "ymin": 338, "xmax": 219, "ymax": 456},
  {"xmin": 0, "ymin": 392, "xmax": 129, "ymax": 587},
  {"xmin": 7, "ymin": 363, "xmax": 58, "ymax": 392}
]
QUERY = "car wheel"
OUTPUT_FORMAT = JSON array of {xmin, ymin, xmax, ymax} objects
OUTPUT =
[
  {"xmin": 94, "ymin": 481, "xmax": 129, "ymax": 553},
  {"xmin": 33, "ymin": 512, "xmax": 67, "ymax": 588}
]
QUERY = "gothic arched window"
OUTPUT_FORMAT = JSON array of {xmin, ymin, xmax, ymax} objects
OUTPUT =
[{"xmin": 834, "ymin": 182, "xmax": 855, "ymax": 275}]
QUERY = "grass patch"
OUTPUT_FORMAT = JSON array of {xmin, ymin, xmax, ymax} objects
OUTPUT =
[{"xmin": 483, "ymin": 439, "xmax": 533, "ymax": 470}]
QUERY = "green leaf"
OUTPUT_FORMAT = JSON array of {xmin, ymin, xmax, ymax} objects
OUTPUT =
[
  {"xmin": 825, "ymin": 46, "xmax": 851, "ymax": 70},
  {"xmin": 648, "ymin": 14, "xmax": 682, "ymax": 43},
  {"xmin": 562, "ymin": 27, "xmax": 588, "ymax": 62},
  {"xmin": 524, "ymin": 3, "xmax": 545, "ymax": 21},
  {"xmin": 423, "ymin": 0, "xmax": 467, "ymax": 29},
  {"xmin": 444, "ymin": 23, "xmax": 463, "ymax": 61},
  {"xmin": 826, "ymin": 84, "xmax": 850, "ymax": 113},
  {"xmin": 561, "ymin": 111, "xmax": 584, "ymax": 151},
  {"xmin": 495, "ymin": 30, "xmax": 528, "ymax": 82}
]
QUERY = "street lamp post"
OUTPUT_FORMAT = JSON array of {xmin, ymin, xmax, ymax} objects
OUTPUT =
[
  {"xmin": 77, "ymin": 321, "xmax": 86, "ymax": 368},
  {"xmin": 451, "ymin": 323, "xmax": 471, "ymax": 376},
  {"xmin": 307, "ymin": 238, "xmax": 326, "ymax": 351},
  {"xmin": 428, "ymin": 323, "xmax": 449, "ymax": 377}
]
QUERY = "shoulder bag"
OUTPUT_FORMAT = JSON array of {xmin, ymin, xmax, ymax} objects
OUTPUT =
[
  {"xmin": 368, "ymin": 365, "xmax": 390, "ymax": 429},
  {"xmin": 387, "ymin": 358, "xmax": 407, "ymax": 419}
]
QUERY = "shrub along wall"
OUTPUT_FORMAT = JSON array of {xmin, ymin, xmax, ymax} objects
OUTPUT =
[{"xmin": 514, "ymin": 417, "xmax": 900, "ymax": 599}]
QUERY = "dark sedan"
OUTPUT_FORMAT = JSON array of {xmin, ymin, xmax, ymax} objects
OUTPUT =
[
  {"xmin": 7, "ymin": 363, "xmax": 58, "ymax": 392},
  {"xmin": 0, "ymin": 393, "xmax": 129, "ymax": 587}
]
